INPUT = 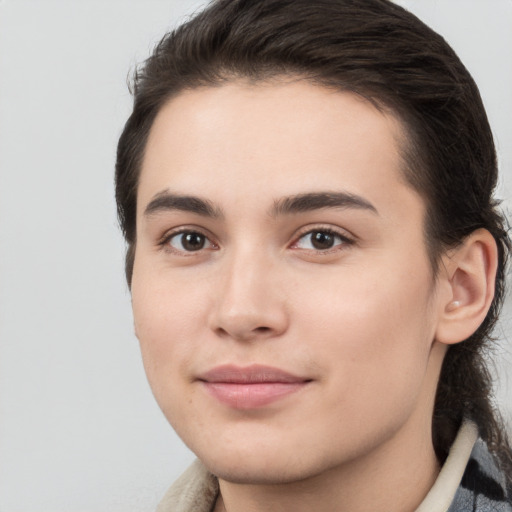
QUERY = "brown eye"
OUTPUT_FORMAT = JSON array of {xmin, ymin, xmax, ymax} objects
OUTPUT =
[
  {"xmin": 294, "ymin": 229, "xmax": 349, "ymax": 251},
  {"xmin": 310, "ymin": 231, "xmax": 336, "ymax": 250},
  {"xmin": 169, "ymin": 231, "xmax": 211, "ymax": 252}
]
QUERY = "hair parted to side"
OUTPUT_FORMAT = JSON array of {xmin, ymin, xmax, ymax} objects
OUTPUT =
[{"xmin": 115, "ymin": 0, "xmax": 511, "ymax": 481}]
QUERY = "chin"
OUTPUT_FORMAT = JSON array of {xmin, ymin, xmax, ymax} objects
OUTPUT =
[
  {"xmin": 203, "ymin": 456, "xmax": 320, "ymax": 486},
  {"xmin": 192, "ymin": 436, "xmax": 349, "ymax": 487}
]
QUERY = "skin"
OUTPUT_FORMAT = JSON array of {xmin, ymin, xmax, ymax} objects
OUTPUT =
[{"xmin": 131, "ymin": 80, "xmax": 464, "ymax": 511}]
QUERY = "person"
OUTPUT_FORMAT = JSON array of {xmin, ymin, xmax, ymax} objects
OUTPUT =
[{"xmin": 115, "ymin": 0, "xmax": 512, "ymax": 510}]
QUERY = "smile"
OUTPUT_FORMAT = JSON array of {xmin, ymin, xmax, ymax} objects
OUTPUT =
[{"xmin": 197, "ymin": 364, "xmax": 312, "ymax": 409}]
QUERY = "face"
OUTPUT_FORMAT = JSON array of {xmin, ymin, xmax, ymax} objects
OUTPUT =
[{"xmin": 132, "ymin": 80, "xmax": 445, "ymax": 484}]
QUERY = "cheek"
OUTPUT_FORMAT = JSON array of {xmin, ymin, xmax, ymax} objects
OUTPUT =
[
  {"xmin": 131, "ymin": 271, "xmax": 208, "ymax": 392},
  {"xmin": 294, "ymin": 260, "xmax": 436, "ymax": 405},
  {"xmin": 297, "ymin": 257, "xmax": 434, "ymax": 340}
]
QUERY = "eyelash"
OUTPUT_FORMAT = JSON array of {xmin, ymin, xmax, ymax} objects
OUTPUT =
[
  {"xmin": 158, "ymin": 226, "xmax": 354, "ymax": 255},
  {"xmin": 290, "ymin": 226, "xmax": 354, "ymax": 253},
  {"xmin": 158, "ymin": 228, "xmax": 218, "ymax": 255}
]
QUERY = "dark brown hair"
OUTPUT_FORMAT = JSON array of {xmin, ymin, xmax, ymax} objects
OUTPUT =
[{"xmin": 115, "ymin": 0, "xmax": 511, "ymax": 479}]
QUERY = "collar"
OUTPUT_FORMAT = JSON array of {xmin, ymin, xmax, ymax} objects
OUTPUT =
[{"xmin": 415, "ymin": 419, "xmax": 478, "ymax": 512}]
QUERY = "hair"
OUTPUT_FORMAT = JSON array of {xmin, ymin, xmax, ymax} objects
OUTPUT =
[{"xmin": 115, "ymin": 0, "xmax": 511, "ymax": 482}]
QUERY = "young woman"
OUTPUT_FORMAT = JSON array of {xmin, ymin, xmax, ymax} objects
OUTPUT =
[{"xmin": 115, "ymin": 0, "xmax": 512, "ymax": 510}]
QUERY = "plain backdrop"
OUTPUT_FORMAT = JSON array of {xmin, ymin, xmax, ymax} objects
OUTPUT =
[{"xmin": 0, "ymin": 1, "xmax": 511, "ymax": 511}]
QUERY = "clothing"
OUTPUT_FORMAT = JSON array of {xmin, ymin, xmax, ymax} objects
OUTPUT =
[
  {"xmin": 418, "ymin": 421, "xmax": 512, "ymax": 512},
  {"xmin": 156, "ymin": 420, "xmax": 511, "ymax": 512}
]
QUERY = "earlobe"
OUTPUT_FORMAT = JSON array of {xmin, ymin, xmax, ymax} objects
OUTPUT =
[{"xmin": 435, "ymin": 229, "xmax": 498, "ymax": 345}]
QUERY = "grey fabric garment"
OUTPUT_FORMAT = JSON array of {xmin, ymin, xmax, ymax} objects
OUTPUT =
[{"xmin": 448, "ymin": 439, "xmax": 511, "ymax": 512}]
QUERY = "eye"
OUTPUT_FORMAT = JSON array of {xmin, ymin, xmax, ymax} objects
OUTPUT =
[
  {"xmin": 294, "ymin": 229, "xmax": 350, "ymax": 251},
  {"xmin": 166, "ymin": 231, "xmax": 214, "ymax": 252}
]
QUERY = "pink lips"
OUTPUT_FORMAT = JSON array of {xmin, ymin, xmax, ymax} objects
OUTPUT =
[{"xmin": 198, "ymin": 364, "xmax": 311, "ymax": 409}]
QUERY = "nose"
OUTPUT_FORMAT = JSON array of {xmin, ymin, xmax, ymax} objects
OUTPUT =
[{"xmin": 208, "ymin": 249, "xmax": 289, "ymax": 342}]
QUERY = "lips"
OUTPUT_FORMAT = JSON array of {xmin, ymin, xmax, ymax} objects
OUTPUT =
[{"xmin": 197, "ymin": 364, "xmax": 311, "ymax": 409}]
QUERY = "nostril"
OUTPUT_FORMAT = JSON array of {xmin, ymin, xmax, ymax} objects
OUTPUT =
[
  {"xmin": 215, "ymin": 327, "xmax": 229, "ymax": 338},
  {"xmin": 213, "ymin": 325, "xmax": 271, "ymax": 341}
]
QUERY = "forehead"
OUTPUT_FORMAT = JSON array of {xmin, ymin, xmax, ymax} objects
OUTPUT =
[{"xmin": 138, "ymin": 80, "xmax": 420, "ymax": 219}]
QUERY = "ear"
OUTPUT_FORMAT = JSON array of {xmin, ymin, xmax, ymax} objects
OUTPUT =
[{"xmin": 435, "ymin": 228, "xmax": 498, "ymax": 345}]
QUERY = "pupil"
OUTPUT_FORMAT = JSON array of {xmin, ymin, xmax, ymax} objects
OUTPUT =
[
  {"xmin": 311, "ymin": 231, "xmax": 334, "ymax": 250},
  {"xmin": 183, "ymin": 233, "xmax": 205, "ymax": 251}
]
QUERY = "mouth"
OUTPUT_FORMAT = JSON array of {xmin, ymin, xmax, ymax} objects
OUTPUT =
[{"xmin": 197, "ymin": 364, "xmax": 312, "ymax": 409}]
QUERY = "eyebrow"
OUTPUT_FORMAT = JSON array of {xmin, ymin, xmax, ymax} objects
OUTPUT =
[
  {"xmin": 144, "ymin": 191, "xmax": 223, "ymax": 219},
  {"xmin": 143, "ymin": 190, "xmax": 378, "ymax": 219},
  {"xmin": 270, "ymin": 191, "xmax": 378, "ymax": 217}
]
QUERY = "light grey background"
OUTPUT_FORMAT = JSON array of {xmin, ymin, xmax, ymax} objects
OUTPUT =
[{"xmin": 0, "ymin": 1, "xmax": 510, "ymax": 511}]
